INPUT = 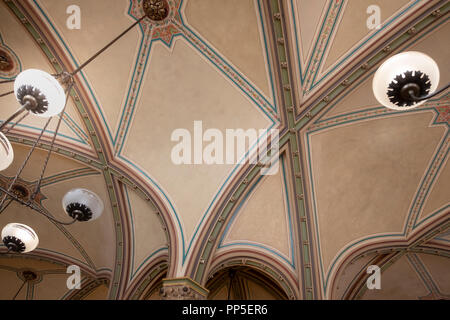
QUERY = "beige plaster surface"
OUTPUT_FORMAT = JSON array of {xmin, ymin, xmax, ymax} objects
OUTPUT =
[
  {"xmin": 224, "ymin": 163, "xmax": 291, "ymax": 259},
  {"xmin": 325, "ymin": 22, "xmax": 450, "ymax": 118},
  {"xmin": 325, "ymin": 74, "xmax": 379, "ymax": 118},
  {"xmin": 323, "ymin": 0, "xmax": 411, "ymax": 71},
  {"xmin": 37, "ymin": 0, "xmax": 141, "ymax": 134},
  {"xmin": 0, "ymin": 3, "xmax": 87, "ymax": 144},
  {"xmin": 123, "ymin": 39, "xmax": 270, "ymax": 249},
  {"xmin": 2, "ymin": 144, "xmax": 85, "ymax": 181},
  {"xmin": 185, "ymin": 0, "xmax": 271, "ymax": 98},
  {"xmin": 309, "ymin": 111, "xmax": 445, "ymax": 272},
  {"xmin": 83, "ymin": 283, "xmax": 109, "ymax": 300},
  {"xmin": 419, "ymin": 158, "xmax": 449, "ymax": 221},
  {"xmin": 332, "ymin": 252, "xmax": 377, "ymax": 298},
  {"xmin": 126, "ymin": 185, "xmax": 166, "ymax": 276},
  {"xmin": 0, "ymin": 201, "xmax": 89, "ymax": 265},
  {"xmin": 418, "ymin": 253, "xmax": 450, "ymax": 294},
  {"xmin": 34, "ymin": 273, "xmax": 73, "ymax": 300},
  {"xmin": 362, "ymin": 255, "xmax": 428, "ymax": 299},
  {"xmin": 292, "ymin": 0, "xmax": 327, "ymax": 65},
  {"xmin": 0, "ymin": 257, "xmax": 74, "ymax": 300},
  {"xmin": 41, "ymin": 174, "xmax": 116, "ymax": 270},
  {"xmin": 0, "ymin": 269, "xmax": 26, "ymax": 299}
]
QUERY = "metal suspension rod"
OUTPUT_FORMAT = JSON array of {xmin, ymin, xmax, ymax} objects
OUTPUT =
[
  {"xmin": 0, "ymin": 101, "xmax": 29, "ymax": 132},
  {"xmin": 0, "ymin": 198, "xmax": 13, "ymax": 215},
  {"xmin": 0, "ymin": 117, "xmax": 52, "ymax": 208},
  {"xmin": 4, "ymin": 111, "xmax": 30, "ymax": 135},
  {"xmin": 227, "ymin": 270, "xmax": 236, "ymax": 300},
  {"xmin": 408, "ymin": 83, "xmax": 450, "ymax": 102},
  {"xmin": 12, "ymin": 279, "xmax": 27, "ymax": 300},
  {"xmin": 31, "ymin": 83, "xmax": 74, "ymax": 200},
  {"xmin": 0, "ymin": 185, "xmax": 78, "ymax": 225},
  {"xmin": 0, "ymin": 90, "xmax": 14, "ymax": 98},
  {"xmin": 31, "ymin": 204, "xmax": 78, "ymax": 225},
  {"xmin": 70, "ymin": 16, "xmax": 146, "ymax": 76}
]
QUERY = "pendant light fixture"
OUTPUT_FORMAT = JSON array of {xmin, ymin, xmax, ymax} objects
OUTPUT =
[
  {"xmin": 0, "ymin": 2, "xmax": 160, "ymax": 255},
  {"xmin": 373, "ymin": 51, "xmax": 449, "ymax": 110},
  {"xmin": 0, "ymin": 132, "xmax": 13, "ymax": 171},
  {"xmin": 13, "ymin": 68, "xmax": 67, "ymax": 118},
  {"xmin": 1, "ymin": 223, "xmax": 39, "ymax": 254}
]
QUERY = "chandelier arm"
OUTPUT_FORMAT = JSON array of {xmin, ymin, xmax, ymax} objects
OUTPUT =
[
  {"xmin": 0, "ymin": 185, "xmax": 37, "ymax": 210},
  {"xmin": 0, "ymin": 101, "xmax": 29, "ymax": 132},
  {"xmin": 31, "ymin": 83, "xmax": 74, "ymax": 201},
  {"xmin": 28, "ymin": 202, "xmax": 78, "ymax": 225},
  {"xmin": 0, "ymin": 116, "xmax": 52, "ymax": 208},
  {"xmin": 70, "ymin": 15, "xmax": 146, "ymax": 76},
  {"xmin": 0, "ymin": 185, "xmax": 78, "ymax": 225},
  {"xmin": 12, "ymin": 279, "xmax": 27, "ymax": 300},
  {"xmin": 408, "ymin": 83, "xmax": 450, "ymax": 102},
  {"xmin": 4, "ymin": 111, "xmax": 30, "ymax": 135},
  {"xmin": 0, "ymin": 90, "xmax": 14, "ymax": 98}
]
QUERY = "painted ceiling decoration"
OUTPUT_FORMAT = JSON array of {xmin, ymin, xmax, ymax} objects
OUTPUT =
[
  {"xmin": 0, "ymin": 34, "xmax": 21, "ymax": 79},
  {"xmin": 0, "ymin": 0, "xmax": 448, "ymax": 300}
]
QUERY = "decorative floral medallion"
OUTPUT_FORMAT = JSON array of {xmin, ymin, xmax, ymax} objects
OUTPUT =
[
  {"xmin": 130, "ymin": 0, "xmax": 182, "ymax": 46},
  {"xmin": 143, "ymin": 0, "xmax": 170, "ymax": 21},
  {"xmin": 0, "ymin": 43, "xmax": 20, "ymax": 79}
]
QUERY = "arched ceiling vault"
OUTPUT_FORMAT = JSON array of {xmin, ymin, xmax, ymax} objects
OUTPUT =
[
  {"xmin": 0, "ymin": 0, "xmax": 448, "ymax": 300},
  {"xmin": 188, "ymin": 0, "xmax": 449, "ymax": 300}
]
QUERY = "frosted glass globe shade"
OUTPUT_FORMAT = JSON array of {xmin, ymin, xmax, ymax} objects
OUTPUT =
[
  {"xmin": 2, "ymin": 223, "xmax": 39, "ymax": 253},
  {"xmin": 62, "ymin": 188, "xmax": 104, "ymax": 221},
  {"xmin": 373, "ymin": 51, "xmax": 440, "ymax": 110},
  {"xmin": 0, "ymin": 132, "xmax": 13, "ymax": 171},
  {"xmin": 14, "ymin": 69, "xmax": 66, "ymax": 117}
]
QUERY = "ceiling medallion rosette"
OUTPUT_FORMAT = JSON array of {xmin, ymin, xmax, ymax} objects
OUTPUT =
[
  {"xmin": 131, "ymin": 0, "xmax": 182, "ymax": 30},
  {"xmin": 0, "ymin": 45, "xmax": 20, "ymax": 79},
  {"xmin": 129, "ymin": 0, "xmax": 182, "ymax": 47},
  {"xmin": 143, "ymin": 0, "xmax": 170, "ymax": 21}
]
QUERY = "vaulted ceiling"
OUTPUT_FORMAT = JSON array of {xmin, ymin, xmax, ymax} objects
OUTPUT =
[{"xmin": 0, "ymin": 0, "xmax": 448, "ymax": 300}]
